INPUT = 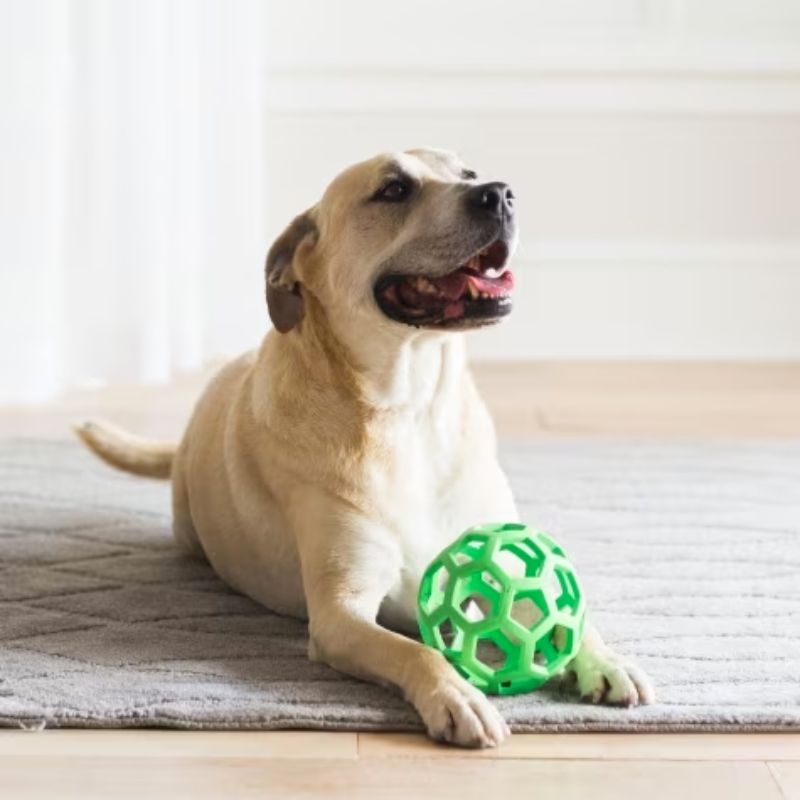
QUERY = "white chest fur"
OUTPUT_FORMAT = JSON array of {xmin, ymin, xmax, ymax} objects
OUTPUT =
[
  {"xmin": 370, "ymin": 397, "xmax": 518, "ymax": 633},
  {"xmin": 333, "ymin": 334, "xmax": 518, "ymax": 632}
]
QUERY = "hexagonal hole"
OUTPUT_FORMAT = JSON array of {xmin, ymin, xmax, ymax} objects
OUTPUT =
[
  {"xmin": 450, "ymin": 533, "xmax": 488, "ymax": 568},
  {"xmin": 551, "ymin": 624, "xmax": 572, "ymax": 654},
  {"xmin": 476, "ymin": 641, "xmax": 507, "ymax": 671},
  {"xmin": 517, "ymin": 536, "xmax": 547, "ymax": 563},
  {"xmin": 510, "ymin": 595, "xmax": 545, "ymax": 630},
  {"xmin": 474, "ymin": 630, "xmax": 523, "ymax": 688},
  {"xmin": 495, "ymin": 546, "xmax": 526, "ymax": 578},
  {"xmin": 450, "ymin": 569, "xmax": 505, "ymax": 633},
  {"xmin": 475, "ymin": 637, "xmax": 509, "ymax": 672},
  {"xmin": 436, "ymin": 565, "xmax": 450, "ymax": 591},
  {"xmin": 497, "ymin": 540, "xmax": 546, "ymax": 579},
  {"xmin": 430, "ymin": 617, "xmax": 467, "ymax": 655},
  {"xmin": 418, "ymin": 562, "xmax": 450, "ymax": 615},
  {"xmin": 459, "ymin": 593, "xmax": 487, "ymax": 623},
  {"xmin": 533, "ymin": 637, "xmax": 557, "ymax": 667},
  {"xmin": 553, "ymin": 566, "xmax": 581, "ymax": 613},
  {"xmin": 436, "ymin": 618, "xmax": 459, "ymax": 649},
  {"xmin": 533, "ymin": 624, "xmax": 574, "ymax": 669}
]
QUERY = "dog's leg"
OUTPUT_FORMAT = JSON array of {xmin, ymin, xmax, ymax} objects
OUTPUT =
[
  {"xmin": 297, "ymin": 515, "xmax": 509, "ymax": 748},
  {"xmin": 566, "ymin": 621, "xmax": 655, "ymax": 706}
]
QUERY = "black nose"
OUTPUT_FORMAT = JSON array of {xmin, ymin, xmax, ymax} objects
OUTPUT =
[{"xmin": 466, "ymin": 181, "xmax": 515, "ymax": 219}]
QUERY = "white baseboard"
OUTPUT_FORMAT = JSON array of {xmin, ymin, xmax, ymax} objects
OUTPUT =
[{"xmin": 466, "ymin": 242, "xmax": 800, "ymax": 360}]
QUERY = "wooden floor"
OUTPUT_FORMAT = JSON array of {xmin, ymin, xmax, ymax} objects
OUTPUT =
[
  {"xmin": 1, "ymin": 361, "xmax": 799, "ymax": 799},
  {"xmin": 3, "ymin": 360, "xmax": 800, "ymax": 440},
  {"xmin": 0, "ymin": 731, "xmax": 798, "ymax": 799}
]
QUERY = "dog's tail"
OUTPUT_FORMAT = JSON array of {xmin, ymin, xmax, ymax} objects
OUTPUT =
[{"xmin": 73, "ymin": 419, "xmax": 176, "ymax": 479}]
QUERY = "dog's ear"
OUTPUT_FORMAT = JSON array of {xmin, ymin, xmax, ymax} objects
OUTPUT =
[{"xmin": 265, "ymin": 211, "xmax": 318, "ymax": 333}]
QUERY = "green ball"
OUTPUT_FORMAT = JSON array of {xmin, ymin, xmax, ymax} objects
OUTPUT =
[{"xmin": 417, "ymin": 522, "xmax": 586, "ymax": 696}]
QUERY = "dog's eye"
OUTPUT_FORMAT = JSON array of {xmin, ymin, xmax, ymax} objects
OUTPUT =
[
  {"xmin": 374, "ymin": 179, "xmax": 410, "ymax": 203},
  {"xmin": 461, "ymin": 169, "xmax": 477, "ymax": 181}
]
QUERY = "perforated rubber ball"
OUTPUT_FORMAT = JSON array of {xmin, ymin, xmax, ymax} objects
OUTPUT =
[{"xmin": 417, "ymin": 522, "xmax": 586, "ymax": 696}]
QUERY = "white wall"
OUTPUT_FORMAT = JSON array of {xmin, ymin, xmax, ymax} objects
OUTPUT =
[{"xmin": 263, "ymin": 0, "xmax": 800, "ymax": 360}]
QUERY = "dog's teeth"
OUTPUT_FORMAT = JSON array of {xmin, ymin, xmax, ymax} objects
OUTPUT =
[
  {"xmin": 413, "ymin": 276, "xmax": 438, "ymax": 295},
  {"xmin": 467, "ymin": 282, "xmax": 479, "ymax": 299}
]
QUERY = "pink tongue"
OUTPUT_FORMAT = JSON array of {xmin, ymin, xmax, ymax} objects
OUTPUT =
[
  {"xmin": 432, "ymin": 271, "xmax": 469, "ymax": 300},
  {"xmin": 466, "ymin": 271, "xmax": 514, "ymax": 297}
]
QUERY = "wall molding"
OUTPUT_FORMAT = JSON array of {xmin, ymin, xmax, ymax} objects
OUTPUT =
[
  {"xmin": 266, "ymin": 69, "xmax": 800, "ymax": 114},
  {"xmin": 465, "ymin": 241, "xmax": 800, "ymax": 360},
  {"xmin": 517, "ymin": 240, "xmax": 800, "ymax": 264}
]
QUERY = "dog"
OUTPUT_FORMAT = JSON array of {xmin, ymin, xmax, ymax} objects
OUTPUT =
[{"xmin": 76, "ymin": 148, "xmax": 654, "ymax": 747}]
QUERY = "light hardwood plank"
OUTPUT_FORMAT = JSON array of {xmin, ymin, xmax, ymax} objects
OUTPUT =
[
  {"xmin": 359, "ymin": 732, "xmax": 800, "ymax": 761},
  {"xmin": 474, "ymin": 361, "xmax": 800, "ymax": 393},
  {"xmin": 4, "ymin": 361, "xmax": 800, "ymax": 439},
  {"xmin": 0, "ymin": 730, "xmax": 357, "ymax": 760},
  {"xmin": 769, "ymin": 762, "xmax": 800, "ymax": 800},
  {"xmin": 0, "ymin": 756, "xmax": 784, "ymax": 800},
  {"xmin": 538, "ymin": 393, "xmax": 800, "ymax": 436},
  {"xmin": 472, "ymin": 361, "xmax": 800, "ymax": 436}
]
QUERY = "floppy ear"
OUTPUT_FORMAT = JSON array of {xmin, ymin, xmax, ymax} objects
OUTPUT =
[{"xmin": 265, "ymin": 211, "xmax": 318, "ymax": 333}]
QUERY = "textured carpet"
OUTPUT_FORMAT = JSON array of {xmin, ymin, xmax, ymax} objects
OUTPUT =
[{"xmin": 1, "ymin": 438, "xmax": 799, "ymax": 732}]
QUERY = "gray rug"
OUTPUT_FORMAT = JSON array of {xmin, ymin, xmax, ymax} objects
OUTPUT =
[{"xmin": 1, "ymin": 438, "xmax": 799, "ymax": 732}]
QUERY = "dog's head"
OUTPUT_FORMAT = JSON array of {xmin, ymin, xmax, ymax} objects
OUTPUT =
[{"xmin": 266, "ymin": 148, "xmax": 518, "ymax": 337}]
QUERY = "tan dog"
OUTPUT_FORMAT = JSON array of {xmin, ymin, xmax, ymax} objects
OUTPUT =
[{"xmin": 77, "ymin": 148, "xmax": 654, "ymax": 747}]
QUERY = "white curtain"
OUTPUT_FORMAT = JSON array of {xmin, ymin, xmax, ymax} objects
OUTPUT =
[{"xmin": 0, "ymin": 0, "xmax": 270, "ymax": 404}]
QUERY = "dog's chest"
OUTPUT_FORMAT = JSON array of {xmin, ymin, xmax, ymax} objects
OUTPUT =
[{"xmin": 370, "ymin": 412, "xmax": 516, "ymax": 632}]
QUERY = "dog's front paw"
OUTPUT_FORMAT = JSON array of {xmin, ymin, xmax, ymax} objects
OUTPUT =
[
  {"xmin": 568, "ymin": 647, "xmax": 655, "ymax": 707},
  {"xmin": 413, "ymin": 674, "xmax": 510, "ymax": 748}
]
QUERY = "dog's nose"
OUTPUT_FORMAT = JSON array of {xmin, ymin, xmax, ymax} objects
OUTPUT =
[{"xmin": 466, "ymin": 182, "xmax": 515, "ymax": 219}]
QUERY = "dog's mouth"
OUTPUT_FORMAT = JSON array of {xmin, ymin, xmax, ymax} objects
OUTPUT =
[{"xmin": 374, "ymin": 239, "xmax": 514, "ymax": 329}]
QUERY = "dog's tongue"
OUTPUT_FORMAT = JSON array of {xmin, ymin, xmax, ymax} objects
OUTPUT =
[
  {"xmin": 433, "ymin": 268, "xmax": 514, "ymax": 301},
  {"xmin": 432, "ymin": 271, "xmax": 469, "ymax": 301},
  {"xmin": 467, "ymin": 270, "xmax": 515, "ymax": 296}
]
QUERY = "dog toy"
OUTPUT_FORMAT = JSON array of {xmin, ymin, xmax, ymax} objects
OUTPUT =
[{"xmin": 417, "ymin": 522, "xmax": 586, "ymax": 695}]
